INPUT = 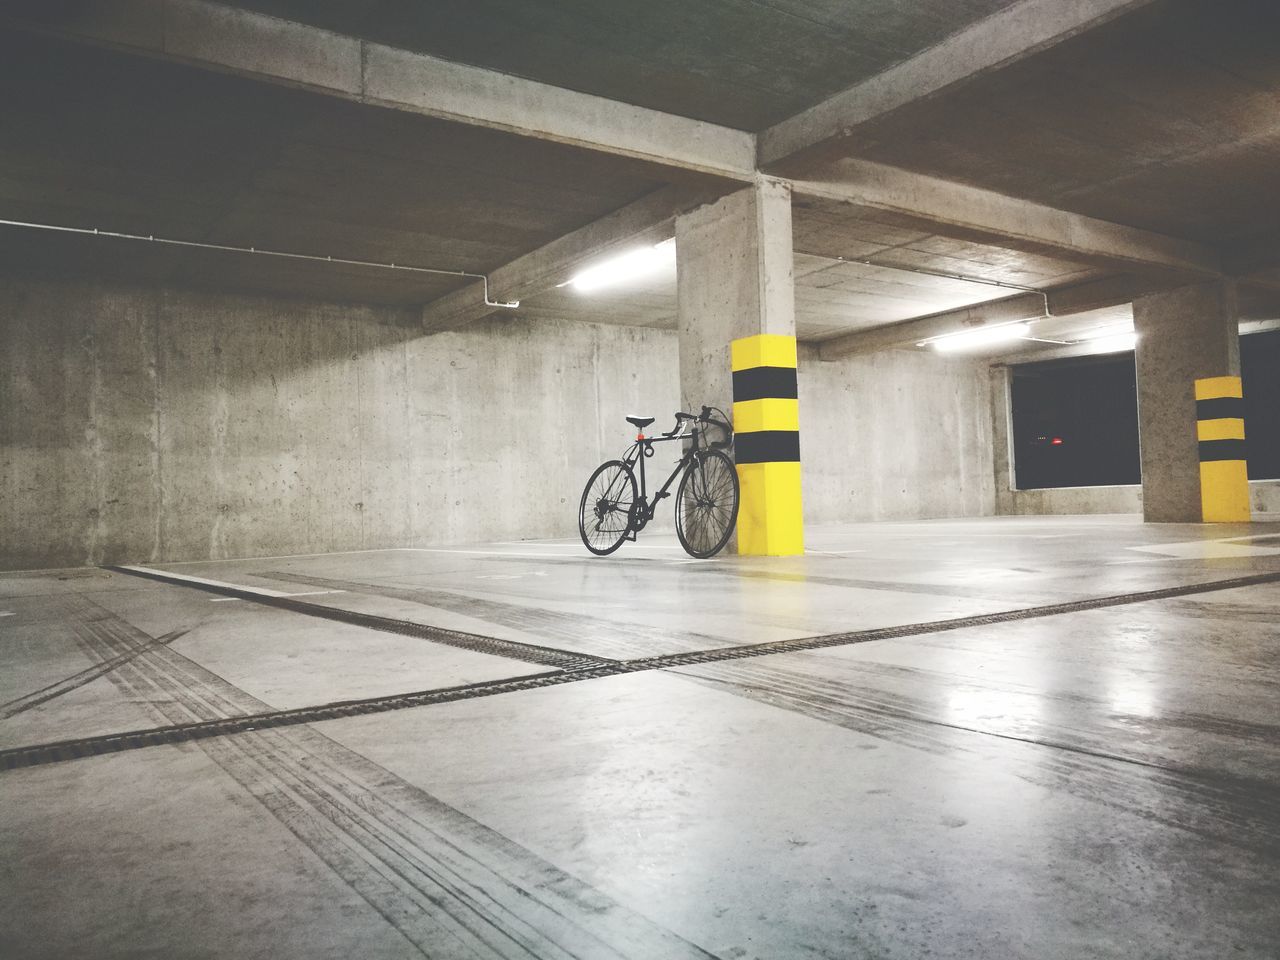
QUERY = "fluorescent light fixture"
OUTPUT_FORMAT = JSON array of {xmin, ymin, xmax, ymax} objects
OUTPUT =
[
  {"xmin": 564, "ymin": 238, "xmax": 676, "ymax": 293},
  {"xmin": 1076, "ymin": 323, "xmax": 1133, "ymax": 341},
  {"xmin": 924, "ymin": 322, "xmax": 1031, "ymax": 352},
  {"xmin": 1084, "ymin": 332, "xmax": 1138, "ymax": 353}
]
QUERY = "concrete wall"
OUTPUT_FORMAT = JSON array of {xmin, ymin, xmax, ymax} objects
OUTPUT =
[
  {"xmin": 1, "ymin": 276, "xmax": 1001, "ymax": 570},
  {"xmin": 800, "ymin": 346, "xmax": 995, "ymax": 523},
  {"xmin": 0, "ymin": 277, "xmax": 678, "ymax": 570},
  {"xmin": 995, "ymin": 482, "xmax": 1280, "ymax": 517},
  {"xmin": 999, "ymin": 484, "xmax": 1143, "ymax": 516}
]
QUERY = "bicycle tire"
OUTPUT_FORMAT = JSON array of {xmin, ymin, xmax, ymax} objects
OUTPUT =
[
  {"xmin": 675, "ymin": 449, "xmax": 739, "ymax": 558},
  {"xmin": 578, "ymin": 460, "xmax": 639, "ymax": 556}
]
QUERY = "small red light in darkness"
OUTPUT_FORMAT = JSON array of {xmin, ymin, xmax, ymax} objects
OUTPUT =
[{"xmin": 1051, "ymin": 437, "xmax": 1064, "ymax": 445}]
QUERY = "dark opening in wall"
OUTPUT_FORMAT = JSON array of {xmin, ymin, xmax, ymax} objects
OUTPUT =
[
  {"xmin": 1010, "ymin": 352, "xmax": 1140, "ymax": 490},
  {"xmin": 1243, "ymin": 329, "xmax": 1280, "ymax": 481},
  {"xmin": 1009, "ymin": 331, "xmax": 1279, "ymax": 490}
]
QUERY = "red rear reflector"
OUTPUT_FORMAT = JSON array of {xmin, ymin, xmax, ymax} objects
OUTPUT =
[
  {"xmin": 1051, "ymin": 437, "xmax": 1064, "ymax": 445},
  {"xmin": 637, "ymin": 433, "xmax": 644, "ymax": 440}
]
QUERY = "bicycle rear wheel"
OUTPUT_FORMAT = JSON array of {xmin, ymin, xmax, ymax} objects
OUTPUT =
[
  {"xmin": 578, "ymin": 460, "xmax": 639, "ymax": 556},
  {"xmin": 675, "ymin": 449, "xmax": 739, "ymax": 558}
]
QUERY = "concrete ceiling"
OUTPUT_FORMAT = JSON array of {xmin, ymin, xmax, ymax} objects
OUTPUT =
[
  {"xmin": 0, "ymin": 22, "xmax": 1113, "ymax": 338},
  {"xmin": 212, "ymin": 0, "xmax": 1022, "ymax": 131},
  {"xmin": 502, "ymin": 0, "xmax": 1280, "ymax": 356},
  {"xmin": 840, "ymin": 0, "xmax": 1280, "ymax": 246},
  {"xmin": 511, "ymin": 245, "xmax": 1074, "ymax": 342},
  {"xmin": 492, "ymin": 195, "xmax": 1115, "ymax": 342},
  {"xmin": 791, "ymin": 200, "xmax": 1106, "ymax": 290},
  {"xmin": 791, "ymin": 202, "xmax": 1107, "ymax": 342},
  {"xmin": 0, "ymin": 31, "xmax": 726, "ymax": 306},
  {"xmin": 5, "ymin": 1, "xmax": 1278, "ymax": 361}
]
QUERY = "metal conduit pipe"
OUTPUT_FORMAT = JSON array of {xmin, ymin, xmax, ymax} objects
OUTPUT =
[{"xmin": 0, "ymin": 218, "xmax": 521, "ymax": 308}]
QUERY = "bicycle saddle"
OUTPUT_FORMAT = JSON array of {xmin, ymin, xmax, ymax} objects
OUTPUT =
[{"xmin": 626, "ymin": 415, "xmax": 655, "ymax": 429}]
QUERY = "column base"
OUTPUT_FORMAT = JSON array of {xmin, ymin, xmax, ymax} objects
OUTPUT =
[{"xmin": 735, "ymin": 461, "xmax": 804, "ymax": 556}]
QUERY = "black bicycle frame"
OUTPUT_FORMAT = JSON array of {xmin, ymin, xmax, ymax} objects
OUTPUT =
[{"xmin": 622, "ymin": 427, "xmax": 703, "ymax": 527}]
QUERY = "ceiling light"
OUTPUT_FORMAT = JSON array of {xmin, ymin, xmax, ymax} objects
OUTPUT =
[
  {"xmin": 564, "ymin": 238, "xmax": 675, "ymax": 293},
  {"xmin": 1076, "ymin": 323, "xmax": 1133, "ymax": 341},
  {"xmin": 923, "ymin": 322, "xmax": 1031, "ymax": 352},
  {"xmin": 1084, "ymin": 332, "xmax": 1138, "ymax": 354}
]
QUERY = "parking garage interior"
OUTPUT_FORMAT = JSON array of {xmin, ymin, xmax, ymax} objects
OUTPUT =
[{"xmin": 2, "ymin": 2, "xmax": 1279, "ymax": 958}]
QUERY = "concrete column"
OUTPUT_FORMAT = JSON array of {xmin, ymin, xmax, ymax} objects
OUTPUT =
[
  {"xmin": 1133, "ymin": 279, "xmax": 1242, "ymax": 522},
  {"xmin": 675, "ymin": 178, "xmax": 801, "ymax": 554},
  {"xmin": 675, "ymin": 178, "xmax": 796, "ymax": 412}
]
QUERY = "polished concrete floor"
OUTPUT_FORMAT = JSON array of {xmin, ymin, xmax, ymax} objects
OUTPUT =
[{"xmin": 3, "ymin": 516, "xmax": 1280, "ymax": 959}]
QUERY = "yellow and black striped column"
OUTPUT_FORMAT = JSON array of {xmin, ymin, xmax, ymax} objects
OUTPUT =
[
  {"xmin": 731, "ymin": 333, "xmax": 803, "ymax": 555},
  {"xmin": 1195, "ymin": 376, "xmax": 1250, "ymax": 522}
]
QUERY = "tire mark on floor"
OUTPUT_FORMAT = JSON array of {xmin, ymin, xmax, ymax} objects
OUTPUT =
[
  {"xmin": 812, "ymin": 659, "xmax": 1280, "ymax": 744},
  {"xmin": 670, "ymin": 657, "xmax": 1280, "ymax": 856},
  {"xmin": 252, "ymin": 570, "xmax": 723, "ymax": 659},
  {"xmin": 0, "ymin": 627, "xmax": 187, "ymax": 720},
  {"xmin": 8, "ymin": 568, "xmax": 1280, "ymax": 771},
  {"xmin": 462, "ymin": 552, "xmax": 1031, "ymax": 600},
  {"xmin": 239, "ymin": 577, "xmax": 1280, "ymax": 854},
  {"xmin": 109, "ymin": 565, "xmax": 611, "ymax": 672},
  {"xmin": 60, "ymin": 597, "xmax": 721, "ymax": 960},
  {"xmin": 1159, "ymin": 598, "xmax": 1280, "ymax": 624}
]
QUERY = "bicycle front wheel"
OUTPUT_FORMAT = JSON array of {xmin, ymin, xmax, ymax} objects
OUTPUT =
[
  {"xmin": 578, "ymin": 460, "xmax": 639, "ymax": 556},
  {"xmin": 675, "ymin": 449, "xmax": 739, "ymax": 558}
]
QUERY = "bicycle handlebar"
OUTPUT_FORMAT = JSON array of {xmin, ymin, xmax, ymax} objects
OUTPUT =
[
  {"xmin": 661, "ymin": 414, "xmax": 690, "ymax": 437},
  {"xmin": 661, "ymin": 407, "xmax": 732, "ymax": 439}
]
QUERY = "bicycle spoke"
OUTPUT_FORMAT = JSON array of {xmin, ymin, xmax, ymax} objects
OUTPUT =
[
  {"xmin": 579, "ymin": 460, "xmax": 638, "ymax": 555},
  {"xmin": 674, "ymin": 449, "xmax": 737, "ymax": 558}
]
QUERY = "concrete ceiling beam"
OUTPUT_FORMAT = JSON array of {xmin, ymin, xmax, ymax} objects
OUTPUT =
[
  {"xmin": 758, "ymin": 0, "xmax": 1161, "ymax": 174},
  {"xmin": 0, "ymin": 0, "xmax": 757, "ymax": 181},
  {"xmin": 420, "ymin": 184, "xmax": 723, "ymax": 334},
  {"xmin": 988, "ymin": 314, "xmax": 1280, "ymax": 365},
  {"xmin": 816, "ymin": 273, "xmax": 1164, "ymax": 361},
  {"xmin": 818, "ymin": 292, "xmax": 1044, "ymax": 361},
  {"xmin": 792, "ymin": 159, "xmax": 1222, "ymax": 279}
]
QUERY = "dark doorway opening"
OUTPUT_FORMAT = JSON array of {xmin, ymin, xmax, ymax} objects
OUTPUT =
[
  {"xmin": 1010, "ymin": 352, "xmax": 1140, "ymax": 490},
  {"xmin": 1243, "ymin": 329, "xmax": 1280, "ymax": 481}
]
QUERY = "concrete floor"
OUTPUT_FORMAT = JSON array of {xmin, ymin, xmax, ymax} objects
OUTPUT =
[{"xmin": 2, "ymin": 516, "xmax": 1280, "ymax": 959}]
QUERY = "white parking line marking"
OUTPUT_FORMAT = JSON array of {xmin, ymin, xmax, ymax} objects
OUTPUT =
[
  {"xmin": 0, "ymin": 611, "xmax": 14, "ymax": 618},
  {"xmin": 119, "ymin": 566, "xmax": 348, "ymax": 598},
  {"xmin": 1126, "ymin": 539, "xmax": 1280, "ymax": 560},
  {"xmin": 1106, "ymin": 557, "xmax": 1190, "ymax": 565},
  {"xmin": 396, "ymin": 548, "xmax": 591, "ymax": 560},
  {"xmin": 211, "ymin": 590, "xmax": 346, "ymax": 602},
  {"xmin": 166, "ymin": 547, "xmax": 407, "ymax": 565}
]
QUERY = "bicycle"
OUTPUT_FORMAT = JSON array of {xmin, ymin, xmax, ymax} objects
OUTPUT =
[{"xmin": 578, "ymin": 406, "xmax": 740, "ymax": 558}]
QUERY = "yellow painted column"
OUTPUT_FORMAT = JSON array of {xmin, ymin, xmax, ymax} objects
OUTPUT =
[
  {"xmin": 731, "ymin": 334, "xmax": 803, "ymax": 555},
  {"xmin": 1195, "ymin": 376, "xmax": 1250, "ymax": 522}
]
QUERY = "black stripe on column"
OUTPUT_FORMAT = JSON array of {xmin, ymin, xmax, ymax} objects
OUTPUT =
[
  {"xmin": 732, "ymin": 366, "xmax": 798, "ymax": 402},
  {"xmin": 1197, "ymin": 397, "xmax": 1245, "ymax": 421},
  {"xmin": 735, "ymin": 431, "xmax": 801, "ymax": 464},
  {"xmin": 1199, "ymin": 439, "xmax": 1247, "ymax": 462}
]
